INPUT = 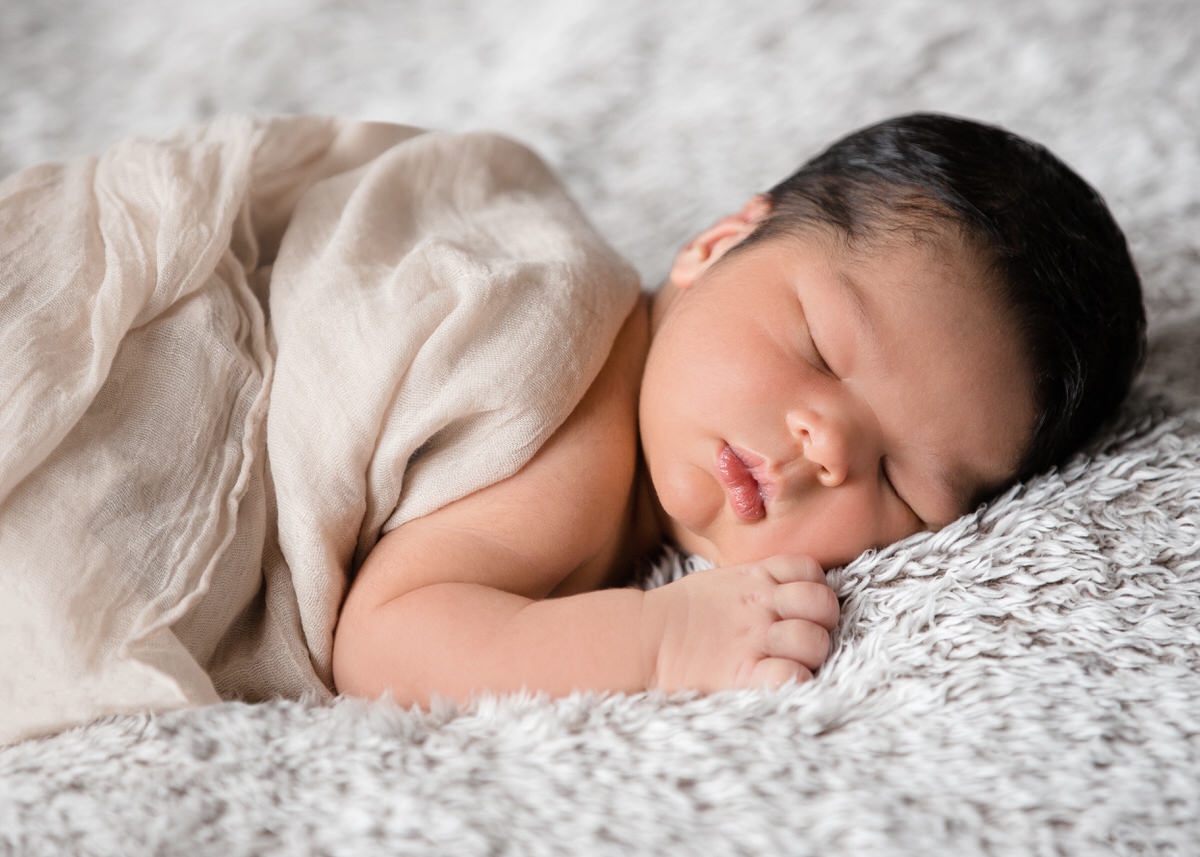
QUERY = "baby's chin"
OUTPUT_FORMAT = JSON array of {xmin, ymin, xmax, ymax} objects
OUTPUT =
[
  {"xmin": 654, "ymin": 506, "xmax": 722, "ymax": 568},
  {"xmin": 657, "ymin": 506, "xmax": 729, "ymax": 566}
]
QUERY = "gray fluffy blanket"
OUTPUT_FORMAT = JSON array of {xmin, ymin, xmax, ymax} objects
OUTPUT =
[{"xmin": 1, "ymin": 0, "xmax": 1198, "ymax": 854}]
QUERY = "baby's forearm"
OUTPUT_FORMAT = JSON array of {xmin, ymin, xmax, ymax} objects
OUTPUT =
[{"xmin": 333, "ymin": 582, "xmax": 657, "ymax": 707}]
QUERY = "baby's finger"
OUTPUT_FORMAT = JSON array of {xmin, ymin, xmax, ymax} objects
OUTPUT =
[
  {"xmin": 745, "ymin": 657, "xmax": 813, "ymax": 689},
  {"xmin": 772, "ymin": 581, "xmax": 840, "ymax": 629},
  {"xmin": 759, "ymin": 554, "xmax": 825, "ymax": 585},
  {"xmin": 764, "ymin": 619, "xmax": 831, "ymax": 670}
]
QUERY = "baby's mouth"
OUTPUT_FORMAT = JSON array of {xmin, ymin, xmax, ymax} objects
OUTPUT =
[{"xmin": 716, "ymin": 443, "xmax": 767, "ymax": 521}]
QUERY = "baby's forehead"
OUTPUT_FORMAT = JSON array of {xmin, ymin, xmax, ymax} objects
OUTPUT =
[{"xmin": 797, "ymin": 205, "xmax": 994, "ymax": 280}]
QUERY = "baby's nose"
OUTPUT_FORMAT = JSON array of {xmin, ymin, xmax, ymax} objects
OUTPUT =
[{"xmin": 786, "ymin": 408, "xmax": 855, "ymax": 488}]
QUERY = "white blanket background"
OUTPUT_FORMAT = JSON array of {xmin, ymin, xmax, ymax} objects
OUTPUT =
[{"xmin": 1, "ymin": 1, "xmax": 1198, "ymax": 855}]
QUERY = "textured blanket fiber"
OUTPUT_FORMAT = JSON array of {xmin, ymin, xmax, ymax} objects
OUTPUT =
[{"xmin": 1, "ymin": 1, "xmax": 1198, "ymax": 855}]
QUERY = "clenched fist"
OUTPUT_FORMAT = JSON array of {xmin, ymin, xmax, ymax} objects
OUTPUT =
[{"xmin": 641, "ymin": 555, "xmax": 839, "ymax": 693}]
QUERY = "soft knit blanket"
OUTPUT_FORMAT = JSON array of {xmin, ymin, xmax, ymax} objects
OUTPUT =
[
  {"xmin": 1, "ymin": 0, "xmax": 1198, "ymax": 854},
  {"xmin": 0, "ymin": 115, "xmax": 637, "ymax": 744}
]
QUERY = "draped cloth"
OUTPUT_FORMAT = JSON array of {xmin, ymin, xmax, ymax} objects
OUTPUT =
[{"xmin": 0, "ymin": 116, "xmax": 639, "ymax": 743}]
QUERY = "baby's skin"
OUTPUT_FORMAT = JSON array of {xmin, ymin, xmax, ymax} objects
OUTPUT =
[{"xmin": 332, "ymin": 196, "xmax": 1035, "ymax": 706}]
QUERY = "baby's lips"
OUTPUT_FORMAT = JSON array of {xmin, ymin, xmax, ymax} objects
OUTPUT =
[{"xmin": 717, "ymin": 443, "xmax": 766, "ymax": 521}]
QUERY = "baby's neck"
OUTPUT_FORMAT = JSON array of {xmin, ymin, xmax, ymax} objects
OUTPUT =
[{"xmin": 615, "ymin": 449, "xmax": 672, "ymax": 583}]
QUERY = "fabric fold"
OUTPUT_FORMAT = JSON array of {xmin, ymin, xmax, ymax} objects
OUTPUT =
[{"xmin": 0, "ymin": 115, "xmax": 639, "ymax": 744}]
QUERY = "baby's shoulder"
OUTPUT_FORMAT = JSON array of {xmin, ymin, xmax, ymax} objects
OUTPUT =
[
  {"xmin": 364, "ymin": 298, "xmax": 650, "ymax": 600},
  {"xmin": 503, "ymin": 297, "xmax": 649, "ymax": 587}
]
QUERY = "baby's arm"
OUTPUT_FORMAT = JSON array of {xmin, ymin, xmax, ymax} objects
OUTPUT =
[
  {"xmin": 333, "ymin": 511, "xmax": 838, "ymax": 706},
  {"xmin": 334, "ymin": 520, "xmax": 653, "ymax": 704}
]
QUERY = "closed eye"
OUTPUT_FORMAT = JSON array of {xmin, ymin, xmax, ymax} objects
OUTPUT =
[
  {"xmin": 881, "ymin": 460, "xmax": 923, "ymax": 526},
  {"xmin": 810, "ymin": 331, "xmax": 832, "ymax": 375},
  {"xmin": 800, "ymin": 304, "xmax": 834, "ymax": 376}
]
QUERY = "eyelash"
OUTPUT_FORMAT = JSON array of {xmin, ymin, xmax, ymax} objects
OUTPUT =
[
  {"xmin": 802, "ymin": 312, "xmax": 833, "ymax": 375},
  {"xmin": 882, "ymin": 462, "xmax": 921, "ymax": 523},
  {"xmin": 810, "ymin": 335, "xmax": 832, "ymax": 374}
]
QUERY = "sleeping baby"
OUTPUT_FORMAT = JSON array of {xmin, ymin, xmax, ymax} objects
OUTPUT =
[
  {"xmin": 331, "ymin": 113, "xmax": 1146, "ymax": 705},
  {"xmin": 0, "ymin": 112, "xmax": 1145, "ymax": 742}
]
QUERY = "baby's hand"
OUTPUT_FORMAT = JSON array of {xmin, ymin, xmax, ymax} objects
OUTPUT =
[{"xmin": 642, "ymin": 555, "xmax": 839, "ymax": 693}]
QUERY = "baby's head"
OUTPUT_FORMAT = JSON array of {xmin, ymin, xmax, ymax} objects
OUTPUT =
[
  {"xmin": 743, "ymin": 113, "xmax": 1146, "ymax": 481},
  {"xmin": 639, "ymin": 113, "xmax": 1145, "ymax": 568}
]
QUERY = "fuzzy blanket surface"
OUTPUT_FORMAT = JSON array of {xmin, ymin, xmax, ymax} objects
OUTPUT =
[{"xmin": 1, "ymin": 0, "xmax": 1198, "ymax": 854}]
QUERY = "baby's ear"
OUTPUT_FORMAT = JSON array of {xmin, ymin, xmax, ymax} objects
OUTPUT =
[{"xmin": 668, "ymin": 195, "xmax": 772, "ymax": 289}]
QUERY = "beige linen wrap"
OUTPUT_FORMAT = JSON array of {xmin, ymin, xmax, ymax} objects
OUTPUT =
[{"xmin": 0, "ymin": 116, "xmax": 640, "ymax": 744}]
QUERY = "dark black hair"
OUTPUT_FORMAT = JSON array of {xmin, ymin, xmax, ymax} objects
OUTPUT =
[{"xmin": 744, "ymin": 112, "xmax": 1146, "ymax": 484}]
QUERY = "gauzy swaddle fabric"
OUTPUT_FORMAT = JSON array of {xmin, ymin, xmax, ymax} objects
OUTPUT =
[{"xmin": 0, "ymin": 115, "xmax": 640, "ymax": 744}]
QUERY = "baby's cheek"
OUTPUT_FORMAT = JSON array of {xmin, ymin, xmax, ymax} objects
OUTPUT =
[{"xmin": 656, "ymin": 460, "xmax": 723, "ymax": 535}]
